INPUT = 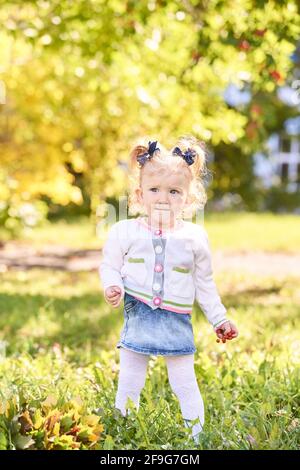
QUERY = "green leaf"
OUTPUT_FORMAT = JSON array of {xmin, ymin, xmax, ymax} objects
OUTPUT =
[
  {"xmin": 0, "ymin": 432, "xmax": 8, "ymax": 450},
  {"xmin": 60, "ymin": 415, "xmax": 74, "ymax": 432},
  {"xmin": 13, "ymin": 434, "xmax": 35, "ymax": 450},
  {"xmin": 222, "ymin": 374, "xmax": 233, "ymax": 387},
  {"xmin": 103, "ymin": 435, "xmax": 115, "ymax": 450}
]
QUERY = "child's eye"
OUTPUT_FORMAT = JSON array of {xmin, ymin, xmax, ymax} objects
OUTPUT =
[
  {"xmin": 149, "ymin": 188, "xmax": 158, "ymax": 192},
  {"xmin": 170, "ymin": 189, "xmax": 179, "ymax": 194}
]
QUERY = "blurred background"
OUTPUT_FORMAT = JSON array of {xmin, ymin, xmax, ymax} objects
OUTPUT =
[{"xmin": 0, "ymin": 0, "xmax": 299, "ymax": 451}]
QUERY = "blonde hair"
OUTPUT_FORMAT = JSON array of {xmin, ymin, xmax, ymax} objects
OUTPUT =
[{"xmin": 127, "ymin": 135, "xmax": 209, "ymax": 218}]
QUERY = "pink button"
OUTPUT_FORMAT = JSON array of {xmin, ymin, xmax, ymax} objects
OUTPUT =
[
  {"xmin": 153, "ymin": 296, "xmax": 162, "ymax": 306},
  {"xmin": 154, "ymin": 263, "xmax": 163, "ymax": 273},
  {"xmin": 154, "ymin": 229, "xmax": 162, "ymax": 236}
]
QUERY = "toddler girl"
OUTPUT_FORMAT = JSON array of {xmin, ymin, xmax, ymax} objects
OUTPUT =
[{"xmin": 99, "ymin": 136, "xmax": 238, "ymax": 445}]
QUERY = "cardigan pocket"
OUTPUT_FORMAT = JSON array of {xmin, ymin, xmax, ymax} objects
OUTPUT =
[
  {"xmin": 169, "ymin": 266, "xmax": 194, "ymax": 298},
  {"xmin": 121, "ymin": 257, "xmax": 147, "ymax": 287}
]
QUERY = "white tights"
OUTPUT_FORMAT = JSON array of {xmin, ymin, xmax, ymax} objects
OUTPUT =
[{"xmin": 115, "ymin": 347, "xmax": 204, "ymax": 441}]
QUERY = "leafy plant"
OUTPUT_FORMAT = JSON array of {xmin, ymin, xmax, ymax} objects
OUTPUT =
[{"xmin": 0, "ymin": 395, "xmax": 104, "ymax": 450}]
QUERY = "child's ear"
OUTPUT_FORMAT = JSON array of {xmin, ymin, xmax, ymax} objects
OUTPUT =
[
  {"xmin": 135, "ymin": 187, "xmax": 143, "ymax": 203},
  {"xmin": 185, "ymin": 194, "xmax": 192, "ymax": 205}
]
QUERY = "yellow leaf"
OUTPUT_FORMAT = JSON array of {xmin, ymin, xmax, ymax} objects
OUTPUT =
[
  {"xmin": 19, "ymin": 409, "xmax": 34, "ymax": 432},
  {"xmin": 33, "ymin": 409, "xmax": 43, "ymax": 430},
  {"xmin": 81, "ymin": 415, "xmax": 100, "ymax": 427},
  {"xmin": 88, "ymin": 433, "xmax": 100, "ymax": 442},
  {"xmin": 53, "ymin": 422, "xmax": 60, "ymax": 436},
  {"xmin": 44, "ymin": 410, "xmax": 62, "ymax": 433},
  {"xmin": 94, "ymin": 424, "xmax": 104, "ymax": 434}
]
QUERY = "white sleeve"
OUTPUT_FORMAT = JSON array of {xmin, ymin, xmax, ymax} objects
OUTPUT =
[
  {"xmin": 193, "ymin": 228, "xmax": 227, "ymax": 329},
  {"xmin": 99, "ymin": 222, "xmax": 126, "ymax": 299}
]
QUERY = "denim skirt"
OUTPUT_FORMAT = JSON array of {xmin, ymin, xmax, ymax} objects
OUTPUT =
[{"xmin": 116, "ymin": 292, "xmax": 196, "ymax": 356}]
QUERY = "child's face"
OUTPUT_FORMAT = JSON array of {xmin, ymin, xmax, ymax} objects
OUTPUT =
[{"xmin": 136, "ymin": 167, "xmax": 191, "ymax": 225}]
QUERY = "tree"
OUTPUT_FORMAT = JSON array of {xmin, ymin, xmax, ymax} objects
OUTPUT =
[{"xmin": 0, "ymin": 0, "xmax": 299, "ymax": 229}]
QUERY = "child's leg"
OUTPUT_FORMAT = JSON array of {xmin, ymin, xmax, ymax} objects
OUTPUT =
[
  {"xmin": 115, "ymin": 347, "xmax": 149, "ymax": 416},
  {"xmin": 165, "ymin": 354, "xmax": 204, "ymax": 442}
]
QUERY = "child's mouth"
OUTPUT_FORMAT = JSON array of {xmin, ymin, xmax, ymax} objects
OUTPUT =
[{"xmin": 154, "ymin": 205, "xmax": 170, "ymax": 211}]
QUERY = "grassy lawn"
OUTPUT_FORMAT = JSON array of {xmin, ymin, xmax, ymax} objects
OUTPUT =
[
  {"xmin": 1, "ymin": 211, "xmax": 300, "ymax": 252},
  {"xmin": 204, "ymin": 211, "xmax": 300, "ymax": 252},
  {"xmin": 0, "ymin": 267, "xmax": 299, "ymax": 450}
]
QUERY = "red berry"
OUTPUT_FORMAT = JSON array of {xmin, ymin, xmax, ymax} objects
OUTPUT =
[
  {"xmin": 238, "ymin": 39, "xmax": 250, "ymax": 51},
  {"xmin": 254, "ymin": 28, "xmax": 267, "ymax": 37},
  {"xmin": 251, "ymin": 104, "xmax": 262, "ymax": 115},
  {"xmin": 269, "ymin": 70, "xmax": 282, "ymax": 82},
  {"xmin": 192, "ymin": 51, "xmax": 201, "ymax": 62}
]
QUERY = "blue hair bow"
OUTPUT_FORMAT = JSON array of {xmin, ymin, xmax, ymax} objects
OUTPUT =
[
  {"xmin": 137, "ymin": 140, "xmax": 160, "ymax": 167},
  {"xmin": 172, "ymin": 146, "xmax": 197, "ymax": 166}
]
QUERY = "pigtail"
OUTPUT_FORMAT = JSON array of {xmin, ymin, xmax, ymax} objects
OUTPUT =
[
  {"xmin": 172, "ymin": 135, "xmax": 210, "ymax": 213},
  {"xmin": 173, "ymin": 135, "xmax": 208, "ymax": 177},
  {"xmin": 129, "ymin": 144, "xmax": 149, "ymax": 171},
  {"xmin": 127, "ymin": 139, "xmax": 162, "ymax": 216},
  {"xmin": 129, "ymin": 140, "xmax": 161, "ymax": 171}
]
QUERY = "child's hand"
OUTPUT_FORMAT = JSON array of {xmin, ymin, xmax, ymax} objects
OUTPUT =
[
  {"xmin": 215, "ymin": 320, "xmax": 238, "ymax": 344},
  {"xmin": 104, "ymin": 286, "xmax": 123, "ymax": 308}
]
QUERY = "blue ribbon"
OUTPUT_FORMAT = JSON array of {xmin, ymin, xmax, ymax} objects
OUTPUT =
[
  {"xmin": 172, "ymin": 146, "xmax": 197, "ymax": 166},
  {"xmin": 137, "ymin": 141, "xmax": 160, "ymax": 167}
]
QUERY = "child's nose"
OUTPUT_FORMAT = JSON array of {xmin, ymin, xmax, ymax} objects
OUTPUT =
[{"xmin": 158, "ymin": 193, "xmax": 168, "ymax": 203}]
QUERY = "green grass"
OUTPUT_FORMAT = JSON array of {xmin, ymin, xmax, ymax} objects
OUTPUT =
[
  {"xmin": 204, "ymin": 211, "xmax": 300, "ymax": 252},
  {"xmin": 1, "ymin": 211, "xmax": 300, "ymax": 252},
  {"xmin": 12, "ymin": 216, "xmax": 102, "ymax": 249},
  {"xmin": 0, "ymin": 268, "xmax": 299, "ymax": 449}
]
